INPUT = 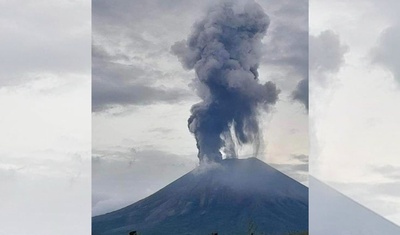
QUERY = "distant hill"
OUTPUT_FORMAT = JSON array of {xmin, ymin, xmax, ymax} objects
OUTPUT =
[{"xmin": 93, "ymin": 158, "xmax": 308, "ymax": 235}]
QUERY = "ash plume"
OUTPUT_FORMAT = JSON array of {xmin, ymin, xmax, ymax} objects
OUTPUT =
[{"xmin": 172, "ymin": 0, "xmax": 279, "ymax": 163}]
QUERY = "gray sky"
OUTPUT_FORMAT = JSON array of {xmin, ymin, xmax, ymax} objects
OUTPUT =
[
  {"xmin": 92, "ymin": 0, "xmax": 308, "ymax": 216},
  {"xmin": 0, "ymin": 0, "xmax": 91, "ymax": 234},
  {"xmin": 310, "ymin": 0, "xmax": 400, "ymax": 226}
]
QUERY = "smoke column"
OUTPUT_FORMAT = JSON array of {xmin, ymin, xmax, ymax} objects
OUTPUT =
[{"xmin": 172, "ymin": 0, "xmax": 279, "ymax": 163}]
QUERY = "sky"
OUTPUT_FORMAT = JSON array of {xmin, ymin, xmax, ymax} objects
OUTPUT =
[
  {"xmin": 0, "ymin": 0, "xmax": 91, "ymax": 234},
  {"xmin": 310, "ymin": 0, "xmax": 400, "ymax": 226},
  {"xmin": 92, "ymin": 0, "xmax": 308, "ymax": 216}
]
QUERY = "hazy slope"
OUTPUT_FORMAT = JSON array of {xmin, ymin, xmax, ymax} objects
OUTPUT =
[
  {"xmin": 310, "ymin": 176, "xmax": 400, "ymax": 235},
  {"xmin": 93, "ymin": 158, "xmax": 308, "ymax": 235}
]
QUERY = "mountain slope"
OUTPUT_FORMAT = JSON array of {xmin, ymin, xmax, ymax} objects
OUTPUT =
[
  {"xmin": 310, "ymin": 176, "xmax": 400, "ymax": 235},
  {"xmin": 93, "ymin": 158, "xmax": 308, "ymax": 235}
]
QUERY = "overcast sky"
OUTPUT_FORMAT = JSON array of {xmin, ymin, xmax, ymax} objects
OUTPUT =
[
  {"xmin": 0, "ymin": 0, "xmax": 91, "ymax": 234},
  {"xmin": 310, "ymin": 0, "xmax": 400, "ymax": 226},
  {"xmin": 92, "ymin": 0, "xmax": 308, "ymax": 216}
]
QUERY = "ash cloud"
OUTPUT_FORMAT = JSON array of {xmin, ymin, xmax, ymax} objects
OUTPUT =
[{"xmin": 172, "ymin": 0, "xmax": 279, "ymax": 163}]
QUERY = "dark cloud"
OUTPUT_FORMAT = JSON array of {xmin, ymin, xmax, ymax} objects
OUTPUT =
[
  {"xmin": 92, "ymin": 44, "xmax": 192, "ymax": 112},
  {"xmin": 372, "ymin": 24, "xmax": 400, "ymax": 84},
  {"xmin": 258, "ymin": 0, "xmax": 308, "ymax": 111},
  {"xmin": 263, "ymin": 4, "xmax": 308, "ymax": 81},
  {"xmin": 292, "ymin": 78, "xmax": 309, "ymax": 110}
]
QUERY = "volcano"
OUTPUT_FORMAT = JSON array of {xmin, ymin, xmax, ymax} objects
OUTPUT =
[{"xmin": 92, "ymin": 158, "xmax": 308, "ymax": 235}]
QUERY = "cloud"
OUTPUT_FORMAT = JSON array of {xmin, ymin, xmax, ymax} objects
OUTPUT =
[
  {"xmin": 263, "ymin": 12, "xmax": 308, "ymax": 81},
  {"xmin": 260, "ymin": 0, "xmax": 308, "ymax": 104},
  {"xmin": 92, "ymin": 80, "xmax": 191, "ymax": 112},
  {"xmin": 292, "ymin": 78, "xmax": 309, "ymax": 110},
  {"xmin": 310, "ymin": 30, "xmax": 348, "ymax": 74},
  {"xmin": 291, "ymin": 30, "xmax": 348, "ymax": 111},
  {"xmin": 371, "ymin": 165, "xmax": 400, "ymax": 180},
  {"xmin": 0, "ymin": 169, "xmax": 90, "ymax": 235},
  {"xmin": 271, "ymin": 154, "xmax": 309, "ymax": 184},
  {"xmin": 92, "ymin": 147, "xmax": 196, "ymax": 215},
  {"xmin": 93, "ymin": 0, "xmax": 212, "ymax": 34},
  {"xmin": 373, "ymin": 182, "xmax": 400, "ymax": 198},
  {"xmin": 261, "ymin": 0, "xmax": 308, "ymax": 74},
  {"xmin": 0, "ymin": 0, "xmax": 90, "ymax": 86},
  {"xmin": 372, "ymin": 24, "xmax": 400, "ymax": 84},
  {"xmin": 91, "ymin": 0, "xmax": 209, "ymax": 113},
  {"xmin": 0, "ymin": 150, "xmax": 91, "ymax": 235},
  {"xmin": 308, "ymin": 30, "xmax": 348, "ymax": 164},
  {"xmin": 293, "ymin": 153, "xmax": 309, "ymax": 163},
  {"xmin": 271, "ymin": 162, "xmax": 308, "ymax": 184},
  {"xmin": 254, "ymin": 0, "xmax": 309, "ymax": 111},
  {"xmin": 92, "ymin": 44, "xmax": 192, "ymax": 112}
]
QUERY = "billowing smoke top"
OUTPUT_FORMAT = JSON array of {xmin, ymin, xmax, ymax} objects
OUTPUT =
[{"xmin": 172, "ymin": 0, "xmax": 279, "ymax": 163}]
